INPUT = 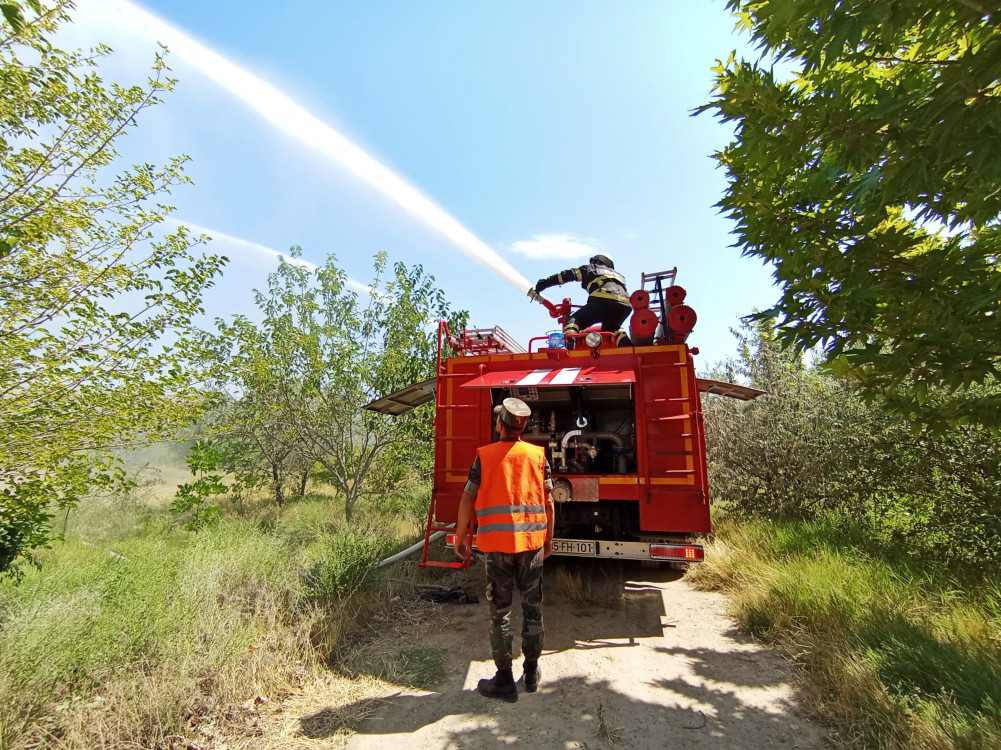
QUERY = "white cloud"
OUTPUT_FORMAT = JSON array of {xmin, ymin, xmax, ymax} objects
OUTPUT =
[
  {"xmin": 165, "ymin": 217, "xmax": 373, "ymax": 295},
  {"xmin": 508, "ymin": 234, "xmax": 599, "ymax": 260}
]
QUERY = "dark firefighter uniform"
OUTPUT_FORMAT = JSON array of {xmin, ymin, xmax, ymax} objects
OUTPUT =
[{"xmin": 533, "ymin": 254, "xmax": 631, "ymax": 345}]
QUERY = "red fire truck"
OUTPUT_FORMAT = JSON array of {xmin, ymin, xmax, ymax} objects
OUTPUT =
[{"xmin": 365, "ymin": 268, "xmax": 762, "ymax": 569}]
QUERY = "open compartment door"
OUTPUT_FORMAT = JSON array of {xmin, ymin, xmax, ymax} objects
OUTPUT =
[
  {"xmin": 362, "ymin": 377, "xmax": 436, "ymax": 415},
  {"xmin": 461, "ymin": 366, "xmax": 636, "ymax": 389},
  {"xmin": 697, "ymin": 378, "xmax": 766, "ymax": 401}
]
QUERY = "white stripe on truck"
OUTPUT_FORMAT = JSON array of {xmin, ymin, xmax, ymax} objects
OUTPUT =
[
  {"xmin": 550, "ymin": 367, "xmax": 581, "ymax": 385},
  {"xmin": 518, "ymin": 369, "xmax": 552, "ymax": 386}
]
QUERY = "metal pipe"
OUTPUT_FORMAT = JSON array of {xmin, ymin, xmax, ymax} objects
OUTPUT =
[
  {"xmin": 562, "ymin": 429, "xmax": 582, "ymax": 449},
  {"xmin": 371, "ymin": 531, "xmax": 445, "ymax": 568},
  {"xmin": 561, "ymin": 430, "xmax": 624, "ymax": 449}
]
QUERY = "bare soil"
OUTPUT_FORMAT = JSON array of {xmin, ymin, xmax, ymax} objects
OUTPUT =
[{"xmin": 247, "ymin": 557, "xmax": 829, "ymax": 749}]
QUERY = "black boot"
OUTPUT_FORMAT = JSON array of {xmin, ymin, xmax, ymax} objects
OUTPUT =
[
  {"xmin": 477, "ymin": 669, "xmax": 518, "ymax": 702},
  {"xmin": 524, "ymin": 660, "xmax": 540, "ymax": 693}
]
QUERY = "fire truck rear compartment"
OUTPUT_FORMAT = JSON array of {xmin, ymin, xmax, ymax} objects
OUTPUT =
[
  {"xmin": 491, "ymin": 383, "xmax": 636, "ymax": 476},
  {"xmin": 490, "ymin": 383, "xmax": 655, "ymax": 543}
]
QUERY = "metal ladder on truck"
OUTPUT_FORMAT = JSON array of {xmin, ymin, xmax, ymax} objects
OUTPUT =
[{"xmin": 640, "ymin": 268, "xmax": 678, "ymax": 343}]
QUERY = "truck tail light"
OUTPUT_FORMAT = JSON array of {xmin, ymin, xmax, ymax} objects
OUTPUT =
[{"xmin": 649, "ymin": 544, "xmax": 703, "ymax": 562}]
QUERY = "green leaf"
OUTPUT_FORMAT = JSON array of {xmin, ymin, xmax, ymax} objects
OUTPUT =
[
  {"xmin": 1, "ymin": 3, "xmax": 24, "ymax": 33},
  {"xmin": 0, "ymin": 4, "xmax": 226, "ymax": 575},
  {"xmin": 700, "ymin": 1, "xmax": 1001, "ymax": 429}
]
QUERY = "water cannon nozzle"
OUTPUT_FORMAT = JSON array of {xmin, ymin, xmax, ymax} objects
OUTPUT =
[{"xmin": 527, "ymin": 289, "xmax": 560, "ymax": 317}]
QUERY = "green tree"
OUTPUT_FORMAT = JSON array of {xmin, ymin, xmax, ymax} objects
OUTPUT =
[
  {"xmin": 170, "ymin": 440, "xmax": 226, "ymax": 531},
  {"xmin": 706, "ymin": 321, "xmax": 1001, "ymax": 566},
  {"xmin": 203, "ymin": 347, "xmax": 309, "ymax": 507},
  {"xmin": 701, "ymin": 1, "xmax": 1001, "ymax": 428},
  {"xmin": 203, "ymin": 250, "xmax": 465, "ymax": 520},
  {"xmin": 703, "ymin": 321, "xmax": 848, "ymax": 517},
  {"xmin": 0, "ymin": 2, "xmax": 226, "ymax": 576}
]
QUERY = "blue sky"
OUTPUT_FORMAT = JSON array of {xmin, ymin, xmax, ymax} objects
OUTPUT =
[{"xmin": 67, "ymin": 0, "xmax": 776, "ymax": 371}]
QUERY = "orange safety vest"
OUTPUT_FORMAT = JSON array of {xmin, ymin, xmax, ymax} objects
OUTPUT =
[{"xmin": 474, "ymin": 440, "xmax": 548, "ymax": 553}]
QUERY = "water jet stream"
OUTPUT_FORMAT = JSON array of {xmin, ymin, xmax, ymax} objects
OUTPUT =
[{"xmin": 100, "ymin": 0, "xmax": 533, "ymax": 294}]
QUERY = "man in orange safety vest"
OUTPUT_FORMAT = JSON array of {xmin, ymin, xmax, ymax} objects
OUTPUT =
[{"xmin": 455, "ymin": 397, "xmax": 555, "ymax": 702}]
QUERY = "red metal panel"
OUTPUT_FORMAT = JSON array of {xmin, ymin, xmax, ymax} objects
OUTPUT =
[
  {"xmin": 432, "ymin": 356, "xmax": 489, "ymax": 525},
  {"xmin": 461, "ymin": 366, "xmax": 636, "ymax": 389},
  {"xmin": 634, "ymin": 346, "xmax": 711, "ymax": 533},
  {"xmin": 596, "ymin": 479, "xmax": 641, "ymax": 501},
  {"xmin": 642, "ymin": 489, "xmax": 711, "ymax": 533}
]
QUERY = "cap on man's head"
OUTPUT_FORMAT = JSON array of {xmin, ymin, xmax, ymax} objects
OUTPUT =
[{"xmin": 493, "ymin": 397, "xmax": 531, "ymax": 430}]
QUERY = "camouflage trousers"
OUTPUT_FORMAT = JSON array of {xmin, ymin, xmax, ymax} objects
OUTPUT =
[{"xmin": 484, "ymin": 547, "xmax": 545, "ymax": 670}]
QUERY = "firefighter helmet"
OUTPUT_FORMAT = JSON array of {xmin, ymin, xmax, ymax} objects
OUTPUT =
[{"xmin": 590, "ymin": 254, "xmax": 614, "ymax": 269}]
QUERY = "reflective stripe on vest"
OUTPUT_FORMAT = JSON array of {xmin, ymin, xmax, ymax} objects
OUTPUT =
[
  {"xmin": 473, "ymin": 441, "xmax": 548, "ymax": 553},
  {"xmin": 586, "ymin": 271, "xmax": 626, "ymax": 293},
  {"xmin": 590, "ymin": 288, "xmax": 630, "ymax": 304}
]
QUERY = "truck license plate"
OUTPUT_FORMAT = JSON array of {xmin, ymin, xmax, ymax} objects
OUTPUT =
[{"xmin": 552, "ymin": 540, "xmax": 597, "ymax": 556}]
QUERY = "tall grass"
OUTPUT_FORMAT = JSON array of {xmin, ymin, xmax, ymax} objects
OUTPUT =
[
  {"xmin": 0, "ymin": 486, "xmax": 427, "ymax": 750},
  {"xmin": 688, "ymin": 516, "xmax": 1001, "ymax": 749}
]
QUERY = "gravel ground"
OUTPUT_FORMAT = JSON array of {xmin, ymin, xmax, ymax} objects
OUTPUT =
[{"xmin": 323, "ymin": 557, "xmax": 829, "ymax": 750}]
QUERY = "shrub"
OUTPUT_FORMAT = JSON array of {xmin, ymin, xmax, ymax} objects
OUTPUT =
[
  {"xmin": 704, "ymin": 322, "xmax": 1001, "ymax": 568},
  {"xmin": 305, "ymin": 526, "xmax": 396, "ymax": 600}
]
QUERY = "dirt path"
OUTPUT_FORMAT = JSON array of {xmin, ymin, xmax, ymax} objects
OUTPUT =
[{"xmin": 257, "ymin": 559, "xmax": 828, "ymax": 749}]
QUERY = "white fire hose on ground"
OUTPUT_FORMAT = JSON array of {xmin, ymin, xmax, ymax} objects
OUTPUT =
[{"xmin": 371, "ymin": 530, "xmax": 445, "ymax": 568}]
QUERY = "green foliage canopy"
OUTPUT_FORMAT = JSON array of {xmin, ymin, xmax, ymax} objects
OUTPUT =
[
  {"xmin": 203, "ymin": 251, "xmax": 466, "ymax": 521},
  {"xmin": 702, "ymin": 0, "xmax": 1001, "ymax": 427},
  {"xmin": 705, "ymin": 321, "xmax": 1001, "ymax": 566},
  {"xmin": 0, "ymin": 1, "xmax": 226, "ymax": 576}
]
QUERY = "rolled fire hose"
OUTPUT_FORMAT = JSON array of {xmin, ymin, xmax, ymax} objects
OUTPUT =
[
  {"xmin": 667, "ymin": 304, "xmax": 697, "ymax": 335},
  {"xmin": 665, "ymin": 284, "xmax": 687, "ymax": 305},
  {"xmin": 629, "ymin": 289, "xmax": 650, "ymax": 309}
]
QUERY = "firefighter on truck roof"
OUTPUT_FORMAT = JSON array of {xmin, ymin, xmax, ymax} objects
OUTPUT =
[
  {"xmin": 532, "ymin": 253, "xmax": 632, "ymax": 347},
  {"xmin": 455, "ymin": 397, "xmax": 556, "ymax": 702}
]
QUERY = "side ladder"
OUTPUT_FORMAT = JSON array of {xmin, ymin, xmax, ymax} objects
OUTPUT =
[
  {"xmin": 419, "ymin": 491, "xmax": 470, "ymax": 570},
  {"xmin": 420, "ymin": 320, "xmax": 473, "ymax": 570}
]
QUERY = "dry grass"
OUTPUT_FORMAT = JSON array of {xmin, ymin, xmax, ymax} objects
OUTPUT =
[
  {"xmin": 555, "ymin": 567, "xmax": 591, "ymax": 603},
  {"xmin": 335, "ymin": 590, "xmax": 450, "ymax": 688},
  {"xmin": 554, "ymin": 565, "xmax": 622, "ymax": 614},
  {"xmin": 0, "ymin": 484, "xmax": 444, "ymax": 750},
  {"xmin": 688, "ymin": 516, "xmax": 1001, "ymax": 750},
  {"xmin": 238, "ymin": 673, "xmax": 399, "ymax": 749},
  {"xmin": 244, "ymin": 584, "xmax": 456, "ymax": 748},
  {"xmin": 595, "ymin": 701, "xmax": 625, "ymax": 745}
]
